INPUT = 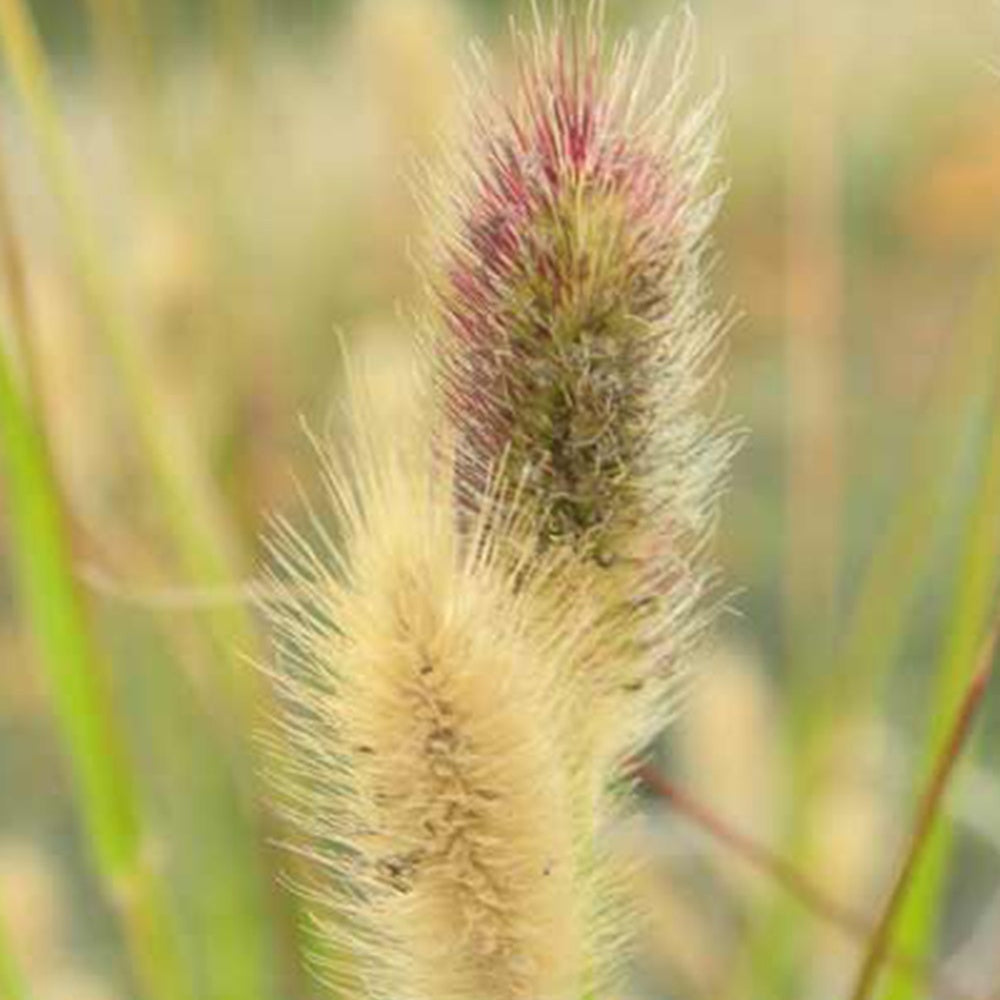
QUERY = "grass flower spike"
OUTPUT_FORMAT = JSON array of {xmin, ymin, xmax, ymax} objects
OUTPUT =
[
  {"xmin": 262, "ymin": 7, "xmax": 731, "ymax": 996},
  {"xmin": 427, "ymin": 3, "xmax": 734, "ymax": 761},
  {"xmin": 262, "ymin": 379, "xmax": 625, "ymax": 1000}
]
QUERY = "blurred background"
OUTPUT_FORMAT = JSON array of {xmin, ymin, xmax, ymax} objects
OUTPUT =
[{"xmin": 1, "ymin": 1, "xmax": 999, "ymax": 999}]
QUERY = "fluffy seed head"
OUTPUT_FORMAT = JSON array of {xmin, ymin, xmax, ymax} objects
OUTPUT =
[
  {"xmin": 261, "ymin": 379, "xmax": 625, "ymax": 1000},
  {"xmin": 424, "ymin": 4, "xmax": 734, "ymax": 755}
]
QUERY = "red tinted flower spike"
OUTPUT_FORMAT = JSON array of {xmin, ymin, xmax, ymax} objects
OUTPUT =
[{"xmin": 425, "ymin": 3, "xmax": 735, "ymax": 759}]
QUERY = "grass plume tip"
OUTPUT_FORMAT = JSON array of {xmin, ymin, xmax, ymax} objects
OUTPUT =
[{"xmin": 424, "ymin": 3, "xmax": 736, "ymax": 761}]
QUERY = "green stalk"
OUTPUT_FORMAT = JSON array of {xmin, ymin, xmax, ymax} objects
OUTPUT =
[
  {"xmin": 850, "ymin": 629, "xmax": 996, "ymax": 1000},
  {"xmin": 805, "ymin": 260, "xmax": 1000, "ymax": 732},
  {"xmin": 743, "ymin": 262, "xmax": 1000, "ymax": 999},
  {"xmin": 881, "ymin": 391, "xmax": 1000, "ymax": 1000},
  {"xmin": 0, "ymin": 7, "xmax": 306, "ymax": 995},
  {"xmin": 0, "ymin": 0, "xmax": 258, "ymax": 713},
  {"xmin": 0, "ymin": 331, "xmax": 191, "ymax": 1000}
]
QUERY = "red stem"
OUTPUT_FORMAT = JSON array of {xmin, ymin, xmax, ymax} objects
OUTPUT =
[{"xmin": 632, "ymin": 760, "xmax": 983, "ymax": 1000}]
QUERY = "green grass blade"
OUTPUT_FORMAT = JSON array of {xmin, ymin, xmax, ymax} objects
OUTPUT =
[
  {"xmin": 0, "ymin": 0, "xmax": 257, "ymax": 707},
  {"xmin": 881, "ymin": 393, "xmax": 1000, "ymax": 1000},
  {"xmin": 0, "ymin": 335, "xmax": 191, "ymax": 1000},
  {"xmin": 849, "ymin": 636, "xmax": 994, "ymax": 1000},
  {"xmin": 743, "ymin": 266, "xmax": 1000, "ymax": 999},
  {"xmin": 0, "ymin": 3, "xmax": 305, "ymax": 992},
  {"xmin": 809, "ymin": 263, "xmax": 1000, "ymax": 732}
]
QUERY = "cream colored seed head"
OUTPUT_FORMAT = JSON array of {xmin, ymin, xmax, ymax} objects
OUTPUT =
[{"xmin": 261, "ymin": 372, "xmax": 622, "ymax": 1000}]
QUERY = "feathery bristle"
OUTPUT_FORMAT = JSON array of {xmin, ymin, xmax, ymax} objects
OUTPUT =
[
  {"xmin": 260, "ymin": 378, "xmax": 626, "ymax": 1000},
  {"xmin": 423, "ymin": 4, "xmax": 734, "ymax": 758}
]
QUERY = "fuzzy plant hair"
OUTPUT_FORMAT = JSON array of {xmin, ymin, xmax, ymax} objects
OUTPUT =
[
  {"xmin": 261, "ymin": 5, "xmax": 734, "ymax": 995},
  {"xmin": 261, "ymin": 375, "xmax": 633, "ymax": 1000},
  {"xmin": 422, "ymin": 1, "xmax": 735, "ymax": 765}
]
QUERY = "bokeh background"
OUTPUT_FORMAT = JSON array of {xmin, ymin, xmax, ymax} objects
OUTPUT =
[{"xmin": 1, "ymin": 1, "xmax": 999, "ymax": 999}]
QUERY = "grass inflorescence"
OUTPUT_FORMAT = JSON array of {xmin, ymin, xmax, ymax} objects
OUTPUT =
[
  {"xmin": 262, "ymin": 6, "xmax": 734, "ymax": 997},
  {"xmin": 1, "ymin": 1, "xmax": 998, "ymax": 999}
]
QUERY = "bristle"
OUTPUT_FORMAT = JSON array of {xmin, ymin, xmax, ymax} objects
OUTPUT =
[
  {"xmin": 423, "ymin": 8, "xmax": 734, "ymax": 761},
  {"xmin": 260, "ymin": 378, "xmax": 625, "ymax": 1000}
]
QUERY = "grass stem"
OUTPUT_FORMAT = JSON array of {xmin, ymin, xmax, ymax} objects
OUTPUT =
[
  {"xmin": 634, "ymin": 763, "xmax": 976, "ymax": 1000},
  {"xmin": 847, "ymin": 625, "xmax": 996, "ymax": 1000},
  {"xmin": 0, "ymin": 326, "xmax": 191, "ymax": 1000},
  {"xmin": 805, "ymin": 257, "xmax": 1000, "ymax": 743},
  {"xmin": 0, "ymin": 0, "xmax": 258, "ymax": 712},
  {"xmin": 0, "ymin": 6, "xmax": 305, "ymax": 993},
  {"xmin": 882, "ymin": 389, "xmax": 1000, "ymax": 1000}
]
